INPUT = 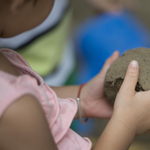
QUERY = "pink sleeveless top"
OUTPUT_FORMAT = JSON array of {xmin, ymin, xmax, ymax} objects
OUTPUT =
[{"xmin": 0, "ymin": 49, "xmax": 92, "ymax": 150}]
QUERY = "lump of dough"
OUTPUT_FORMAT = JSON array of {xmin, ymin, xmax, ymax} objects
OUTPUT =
[{"xmin": 104, "ymin": 47, "xmax": 150, "ymax": 105}]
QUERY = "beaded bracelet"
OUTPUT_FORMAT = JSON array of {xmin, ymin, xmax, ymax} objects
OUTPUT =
[{"xmin": 76, "ymin": 83, "xmax": 88, "ymax": 125}]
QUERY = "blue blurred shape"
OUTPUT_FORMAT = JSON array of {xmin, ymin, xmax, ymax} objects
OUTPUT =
[{"xmin": 75, "ymin": 11, "xmax": 150, "ymax": 83}]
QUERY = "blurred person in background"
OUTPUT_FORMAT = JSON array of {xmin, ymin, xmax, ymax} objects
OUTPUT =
[{"xmin": 0, "ymin": 0, "xmax": 134, "ymax": 86}]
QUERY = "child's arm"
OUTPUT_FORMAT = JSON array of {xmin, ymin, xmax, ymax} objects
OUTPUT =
[
  {"xmin": 93, "ymin": 117, "xmax": 135, "ymax": 150},
  {"xmin": 1, "ymin": 52, "xmax": 150, "ymax": 149},
  {"xmin": 52, "ymin": 59, "xmax": 150, "ymax": 150},
  {"xmin": 93, "ymin": 60, "xmax": 150, "ymax": 149},
  {"xmin": 0, "ymin": 53, "xmax": 58, "ymax": 149},
  {"xmin": 0, "ymin": 95, "xmax": 58, "ymax": 150},
  {"xmin": 51, "ymin": 51, "xmax": 120, "ymax": 120}
]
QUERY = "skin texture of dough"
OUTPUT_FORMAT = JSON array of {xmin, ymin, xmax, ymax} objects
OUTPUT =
[{"xmin": 104, "ymin": 47, "xmax": 150, "ymax": 105}]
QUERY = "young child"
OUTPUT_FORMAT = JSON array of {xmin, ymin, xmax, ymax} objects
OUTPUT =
[
  {"xmin": 0, "ymin": 0, "xmax": 135, "ymax": 87},
  {"xmin": 0, "ymin": 0, "xmax": 150, "ymax": 150}
]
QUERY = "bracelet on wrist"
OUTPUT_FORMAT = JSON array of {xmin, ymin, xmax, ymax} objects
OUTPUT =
[{"xmin": 76, "ymin": 83, "xmax": 88, "ymax": 125}]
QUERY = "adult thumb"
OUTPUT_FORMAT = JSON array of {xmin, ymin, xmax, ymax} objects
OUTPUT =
[{"xmin": 119, "ymin": 60, "xmax": 139, "ymax": 96}]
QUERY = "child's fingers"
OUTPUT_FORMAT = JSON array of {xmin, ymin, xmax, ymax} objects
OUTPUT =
[
  {"xmin": 99, "ymin": 51, "xmax": 120, "ymax": 78},
  {"xmin": 119, "ymin": 60, "xmax": 139, "ymax": 97}
]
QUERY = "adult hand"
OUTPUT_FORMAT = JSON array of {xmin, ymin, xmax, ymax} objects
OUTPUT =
[
  {"xmin": 80, "ymin": 51, "xmax": 120, "ymax": 119},
  {"xmin": 87, "ymin": 0, "xmax": 138, "ymax": 13},
  {"xmin": 113, "ymin": 60, "xmax": 150, "ymax": 136}
]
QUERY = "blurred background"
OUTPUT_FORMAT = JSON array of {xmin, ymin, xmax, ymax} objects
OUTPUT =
[{"xmin": 1, "ymin": 0, "xmax": 150, "ymax": 149}]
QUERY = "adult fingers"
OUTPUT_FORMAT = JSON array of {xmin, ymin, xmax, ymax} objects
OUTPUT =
[
  {"xmin": 98, "ymin": 51, "xmax": 120, "ymax": 78},
  {"xmin": 119, "ymin": 60, "xmax": 139, "ymax": 97}
]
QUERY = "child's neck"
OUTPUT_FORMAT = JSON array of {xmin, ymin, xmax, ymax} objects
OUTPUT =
[{"xmin": 0, "ymin": 52, "xmax": 20, "ymax": 76}]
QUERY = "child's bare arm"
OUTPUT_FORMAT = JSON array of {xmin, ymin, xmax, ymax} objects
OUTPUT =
[
  {"xmin": 0, "ymin": 95, "xmax": 58, "ymax": 150},
  {"xmin": 51, "ymin": 51, "xmax": 120, "ymax": 120},
  {"xmin": 0, "ymin": 53, "xmax": 58, "ymax": 149},
  {"xmin": 93, "ymin": 60, "xmax": 150, "ymax": 149}
]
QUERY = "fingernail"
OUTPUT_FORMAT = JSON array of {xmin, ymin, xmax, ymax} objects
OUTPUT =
[
  {"xmin": 113, "ymin": 51, "xmax": 117, "ymax": 55},
  {"xmin": 130, "ymin": 60, "xmax": 138, "ymax": 68},
  {"xmin": 112, "ymin": 51, "xmax": 119, "ymax": 57}
]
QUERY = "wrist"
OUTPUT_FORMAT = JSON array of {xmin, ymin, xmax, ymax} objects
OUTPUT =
[
  {"xmin": 112, "ymin": 111, "xmax": 137, "ymax": 136},
  {"xmin": 79, "ymin": 84, "xmax": 88, "ymax": 118},
  {"xmin": 94, "ymin": 114, "xmax": 135, "ymax": 150},
  {"xmin": 76, "ymin": 84, "xmax": 88, "ymax": 124}
]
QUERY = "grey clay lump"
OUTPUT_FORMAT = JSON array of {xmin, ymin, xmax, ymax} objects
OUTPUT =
[{"xmin": 104, "ymin": 48, "xmax": 150, "ymax": 105}]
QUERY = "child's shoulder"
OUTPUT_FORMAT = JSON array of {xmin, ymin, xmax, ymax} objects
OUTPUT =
[
  {"xmin": 0, "ymin": 94, "xmax": 56, "ymax": 150},
  {"xmin": 0, "ymin": 48, "xmax": 92, "ymax": 150},
  {"xmin": 0, "ymin": 70, "xmax": 41, "ymax": 117}
]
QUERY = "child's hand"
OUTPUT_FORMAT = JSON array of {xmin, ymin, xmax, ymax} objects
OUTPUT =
[
  {"xmin": 113, "ymin": 60, "xmax": 150, "ymax": 136},
  {"xmin": 80, "ymin": 51, "xmax": 120, "ymax": 119}
]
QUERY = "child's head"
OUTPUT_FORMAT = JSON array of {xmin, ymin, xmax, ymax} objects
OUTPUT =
[{"xmin": 0, "ymin": 0, "xmax": 54, "ymax": 38}]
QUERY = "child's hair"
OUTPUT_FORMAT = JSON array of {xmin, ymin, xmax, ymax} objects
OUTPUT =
[{"xmin": 0, "ymin": 0, "xmax": 54, "ymax": 38}]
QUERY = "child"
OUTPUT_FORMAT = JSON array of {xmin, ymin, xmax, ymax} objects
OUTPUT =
[
  {"xmin": 0, "ymin": 0, "xmax": 150, "ymax": 150},
  {"xmin": 0, "ymin": 0, "xmax": 134, "ymax": 86}
]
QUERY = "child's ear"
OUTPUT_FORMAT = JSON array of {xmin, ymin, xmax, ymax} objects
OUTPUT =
[{"xmin": 11, "ymin": 0, "xmax": 26, "ymax": 13}]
